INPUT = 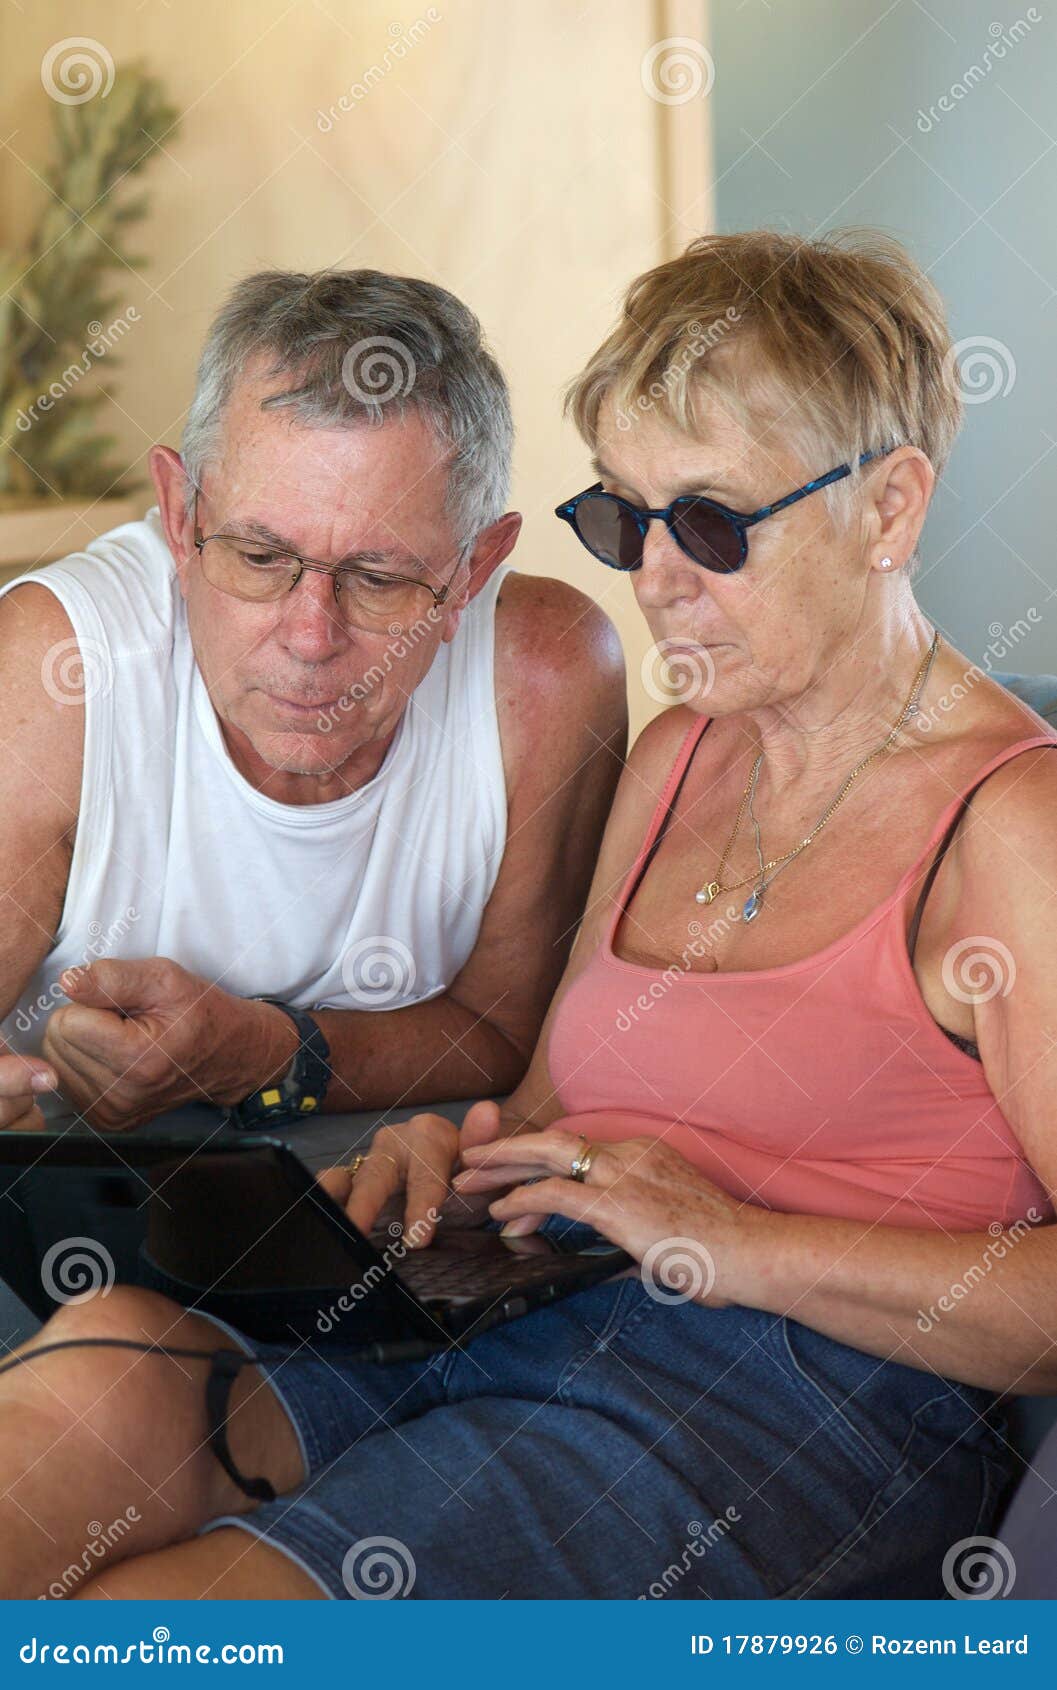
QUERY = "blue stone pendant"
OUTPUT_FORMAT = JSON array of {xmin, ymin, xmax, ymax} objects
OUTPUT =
[{"xmin": 743, "ymin": 887, "xmax": 763, "ymax": 922}]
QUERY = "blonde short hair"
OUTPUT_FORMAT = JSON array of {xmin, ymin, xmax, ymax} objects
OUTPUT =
[{"xmin": 566, "ymin": 229, "xmax": 961, "ymax": 522}]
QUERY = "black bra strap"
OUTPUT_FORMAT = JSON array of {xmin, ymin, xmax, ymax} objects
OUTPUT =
[
  {"xmin": 907, "ymin": 741, "xmax": 1057, "ymax": 963},
  {"xmin": 906, "ymin": 803, "xmax": 970, "ymax": 964}
]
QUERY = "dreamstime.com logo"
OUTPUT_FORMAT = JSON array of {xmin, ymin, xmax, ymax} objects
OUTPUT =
[
  {"xmin": 641, "ymin": 1236, "xmax": 717, "ymax": 1304},
  {"xmin": 38, "ymin": 1508, "xmax": 141, "ymax": 1600},
  {"xmin": 15, "ymin": 309, "xmax": 141, "ymax": 433},
  {"xmin": 317, "ymin": 1210, "xmax": 439, "ymax": 1333},
  {"xmin": 41, "ymin": 1237, "xmax": 115, "ymax": 1306},
  {"xmin": 340, "ymin": 934, "xmax": 418, "ymax": 1006},
  {"xmin": 640, "ymin": 37, "xmax": 715, "ymax": 104},
  {"xmin": 316, "ymin": 10, "xmax": 442, "ymax": 131},
  {"xmin": 942, "ymin": 1535, "xmax": 1017, "ymax": 1599},
  {"xmin": 41, "ymin": 635, "xmax": 115, "ymax": 706},
  {"xmin": 341, "ymin": 335, "xmax": 417, "ymax": 404},
  {"xmin": 40, "ymin": 37, "xmax": 114, "ymax": 103},
  {"xmin": 19, "ymin": 1628, "xmax": 284, "ymax": 1664},
  {"xmin": 941, "ymin": 935, "xmax": 1016, "ymax": 1004},
  {"xmin": 341, "ymin": 1535, "xmax": 417, "ymax": 1598},
  {"xmin": 641, "ymin": 640, "xmax": 717, "ymax": 705},
  {"xmin": 638, "ymin": 1509, "xmax": 742, "ymax": 1598},
  {"xmin": 943, "ymin": 335, "xmax": 1017, "ymax": 405},
  {"xmin": 916, "ymin": 1209, "xmax": 1042, "ymax": 1332}
]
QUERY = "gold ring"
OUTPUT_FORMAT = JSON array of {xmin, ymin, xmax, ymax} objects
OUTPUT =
[
  {"xmin": 568, "ymin": 1137, "xmax": 596, "ymax": 1184},
  {"xmin": 344, "ymin": 1153, "xmax": 366, "ymax": 1182}
]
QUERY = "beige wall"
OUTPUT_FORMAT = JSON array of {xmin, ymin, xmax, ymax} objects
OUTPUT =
[{"xmin": 1, "ymin": 0, "xmax": 712, "ymax": 734}]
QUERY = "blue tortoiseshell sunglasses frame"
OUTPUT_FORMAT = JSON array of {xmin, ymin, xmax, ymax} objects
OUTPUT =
[{"xmin": 554, "ymin": 449, "xmax": 886, "ymax": 574}]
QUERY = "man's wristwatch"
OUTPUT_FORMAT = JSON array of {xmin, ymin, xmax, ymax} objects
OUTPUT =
[{"xmin": 224, "ymin": 999, "xmax": 332, "ymax": 1131}]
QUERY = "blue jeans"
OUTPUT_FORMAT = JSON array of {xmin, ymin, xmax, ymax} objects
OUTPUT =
[{"xmin": 197, "ymin": 1218, "xmax": 1014, "ymax": 1599}]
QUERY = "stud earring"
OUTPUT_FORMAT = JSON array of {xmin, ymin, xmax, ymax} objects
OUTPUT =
[{"xmin": 879, "ymin": 556, "xmax": 894, "ymax": 570}]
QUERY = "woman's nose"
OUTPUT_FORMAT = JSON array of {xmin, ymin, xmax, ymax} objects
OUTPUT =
[{"xmin": 636, "ymin": 522, "xmax": 705, "ymax": 607}]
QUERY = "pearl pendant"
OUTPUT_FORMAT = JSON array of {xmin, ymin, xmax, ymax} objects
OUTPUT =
[{"xmin": 696, "ymin": 880, "xmax": 720, "ymax": 906}]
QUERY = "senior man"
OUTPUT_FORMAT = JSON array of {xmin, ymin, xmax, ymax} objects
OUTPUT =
[{"xmin": 0, "ymin": 269, "xmax": 625, "ymax": 1134}]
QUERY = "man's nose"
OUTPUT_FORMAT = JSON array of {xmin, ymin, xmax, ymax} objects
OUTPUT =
[{"xmin": 275, "ymin": 568, "xmax": 349, "ymax": 660}]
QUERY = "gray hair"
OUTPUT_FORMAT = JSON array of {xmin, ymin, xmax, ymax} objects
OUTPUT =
[{"xmin": 180, "ymin": 269, "xmax": 513, "ymax": 553}]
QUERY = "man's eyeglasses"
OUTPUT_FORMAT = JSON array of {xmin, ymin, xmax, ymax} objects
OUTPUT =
[
  {"xmin": 554, "ymin": 450, "xmax": 887, "ymax": 576},
  {"xmin": 192, "ymin": 492, "xmax": 461, "ymax": 635}
]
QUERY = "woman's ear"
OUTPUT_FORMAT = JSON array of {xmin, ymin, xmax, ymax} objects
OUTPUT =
[{"xmin": 866, "ymin": 447, "xmax": 934, "ymax": 572}]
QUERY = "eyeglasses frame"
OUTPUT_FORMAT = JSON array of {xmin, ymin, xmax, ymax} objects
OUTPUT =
[
  {"xmin": 554, "ymin": 449, "xmax": 888, "ymax": 574},
  {"xmin": 191, "ymin": 489, "xmax": 461, "ymax": 613}
]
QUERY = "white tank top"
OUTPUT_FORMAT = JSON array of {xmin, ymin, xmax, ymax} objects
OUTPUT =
[{"xmin": 1, "ymin": 506, "xmax": 509, "ymax": 1054}]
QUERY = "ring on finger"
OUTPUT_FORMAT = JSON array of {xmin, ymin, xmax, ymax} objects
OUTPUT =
[{"xmin": 568, "ymin": 1136, "xmax": 597, "ymax": 1184}]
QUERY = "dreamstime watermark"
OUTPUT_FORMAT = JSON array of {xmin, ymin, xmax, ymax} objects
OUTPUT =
[
  {"xmin": 341, "ymin": 335, "xmax": 417, "ymax": 404},
  {"xmin": 40, "ymin": 635, "xmax": 115, "ymax": 707},
  {"xmin": 19, "ymin": 1629, "xmax": 284, "ymax": 1664},
  {"xmin": 915, "ymin": 610, "xmax": 1041, "ymax": 730},
  {"xmin": 915, "ymin": 11, "xmax": 1042, "ymax": 133},
  {"xmin": 40, "ymin": 1236, "xmax": 116, "ymax": 1305},
  {"xmin": 38, "ymin": 1508, "xmax": 141, "ymax": 1600},
  {"xmin": 340, "ymin": 935, "xmax": 418, "ymax": 1007},
  {"xmin": 638, "ymin": 1509, "xmax": 742, "ymax": 1598},
  {"xmin": 615, "ymin": 912, "xmax": 738, "ymax": 1032},
  {"xmin": 916, "ymin": 1208, "xmax": 1042, "ymax": 1332},
  {"xmin": 641, "ymin": 1236, "xmax": 717, "ymax": 1304},
  {"xmin": 640, "ymin": 37, "xmax": 715, "ymax": 105},
  {"xmin": 40, "ymin": 37, "xmax": 114, "ymax": 104},
  {"xmin": 941, "ymin": 935, "xmax": 1017, "ymax": 1005},
  {"xmin": 943, "ymin": 334, "xmax": 1017, "ymax": 405},
  {"xmin": 318, "ymin": 606, "xmax": 442, "ymax": 732},
  {"xmin": 15, "ymin": 309, "xmax": 141, "ymax": 434},
  {"xmin": 14, "ymin": 907, "xmax": 141, "ymax": 1035},
  {"xmin": 616, "ymin": 307, "xmax": 740, "ymax": 432},
  {"xmin": 341, "ymin": 1535, "xmax": 417, "ymax": 1597},
  {"xmin": 317, "ymin": 11, "xmax": 442, "ymax": 131},
  {"xmin": 942, "ymin": 1535, "xmax": 1017, "ymax": 1598},
  {"xmin": 640, "ymin": 639, "xmax": 718, "ymax": 705},
  {"xmin": 317, "ymin": 1209, "xmax": 439, "ymax": 1333}
]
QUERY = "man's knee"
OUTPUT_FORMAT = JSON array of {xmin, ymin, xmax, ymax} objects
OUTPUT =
[{"xmin": 10, "ymin": 1285, "xmax": 193, "ymax": 1426}]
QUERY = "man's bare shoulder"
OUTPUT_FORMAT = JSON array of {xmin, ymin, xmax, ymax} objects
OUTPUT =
[
  {"xmin": 495, "ymin": 569, "xmax": 625, "ymax": 691},
  {"xmin": 493, "ymin": 571, "xmax": 627, "ymax": 781},
  {"xmin": 0, "ymin": 583, "xmax": 85, "ymax": 818}
]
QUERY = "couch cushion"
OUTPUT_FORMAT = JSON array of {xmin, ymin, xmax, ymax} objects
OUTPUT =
[{"xmin": 991, "ymin": 671, "xmax": 1057, "ymax": 728}]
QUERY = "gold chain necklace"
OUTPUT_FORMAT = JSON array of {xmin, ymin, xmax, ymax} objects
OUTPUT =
[{"xmin": 695, "ymin": 631, "xmax": 941, "ymax": 917}]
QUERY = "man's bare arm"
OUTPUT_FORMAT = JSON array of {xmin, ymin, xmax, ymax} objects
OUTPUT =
[
  {"xmin": 0, "ymin": 585, "xmax": 85, "ymax": 1125},
  {"xmin": 312, "ymin": 573, "xmax": 628, "ymax": 1108}
]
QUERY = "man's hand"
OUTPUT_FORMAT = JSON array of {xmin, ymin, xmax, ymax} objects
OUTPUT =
[
  {"xmin": 41, "ymin": 957, "xmax": 299, "ymax": 1131},
  {"xmin": 0, "ymin": 1051, "xmax": 60, "ymax": 1132}
]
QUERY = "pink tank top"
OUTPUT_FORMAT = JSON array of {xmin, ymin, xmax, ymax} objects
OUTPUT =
[{"xmin": 547, "ymin": 719, "xmax": 1057, "ymax": 1232}]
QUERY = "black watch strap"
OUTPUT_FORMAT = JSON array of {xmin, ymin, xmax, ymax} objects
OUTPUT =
[{"xmin": 225, "ymin": 999, "xmax": 332, "ymax": 1131}]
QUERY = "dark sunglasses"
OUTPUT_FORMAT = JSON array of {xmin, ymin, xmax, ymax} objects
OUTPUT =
[{"xmin": 554, "ymin": 450, "xmax": 886, "ymax": 575}]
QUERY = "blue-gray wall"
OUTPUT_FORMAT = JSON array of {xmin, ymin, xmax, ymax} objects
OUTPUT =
[{"xmin": 711, "ymin": 0, "xmax": 1057, "ymax": 674}]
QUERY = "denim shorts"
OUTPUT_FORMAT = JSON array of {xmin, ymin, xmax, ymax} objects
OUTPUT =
[{"xmin": 196, "ymin": 1217, "xmax": 1015, "ymax": 1600}]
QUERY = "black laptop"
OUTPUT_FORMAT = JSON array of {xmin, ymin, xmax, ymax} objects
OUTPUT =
[{"xmin": 0, "ymin": 1131, "xmax": 631, "ymax": 1359}]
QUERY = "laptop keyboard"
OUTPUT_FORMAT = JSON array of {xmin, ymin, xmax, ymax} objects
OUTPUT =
[{"xmin": 392, "ymin": 1243, "xmax": 587, "ymax": 1302}]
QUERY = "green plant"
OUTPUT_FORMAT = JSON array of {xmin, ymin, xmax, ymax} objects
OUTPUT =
[{"xmin": 0, "ymin": 62, "xmax": 178, "ymax": 501}]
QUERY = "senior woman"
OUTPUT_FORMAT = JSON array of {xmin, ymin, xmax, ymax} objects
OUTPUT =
[{"xmin": 79, "ymin": 231, "xmax": 1057, "ymax": 1601}]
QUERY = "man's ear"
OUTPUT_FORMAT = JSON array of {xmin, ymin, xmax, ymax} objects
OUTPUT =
[
  {"xmin": 440, "ymin": 512, "xmax": 523, "ymax": 645},
  {"xmin": 149, "ymin": 445, "xmax": 195, "ymax": 594}
]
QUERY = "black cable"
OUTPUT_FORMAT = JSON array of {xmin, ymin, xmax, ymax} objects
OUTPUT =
[{"xmin": 0, "ymin": 1338, "xmax": 277, "ymax": 1502}]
